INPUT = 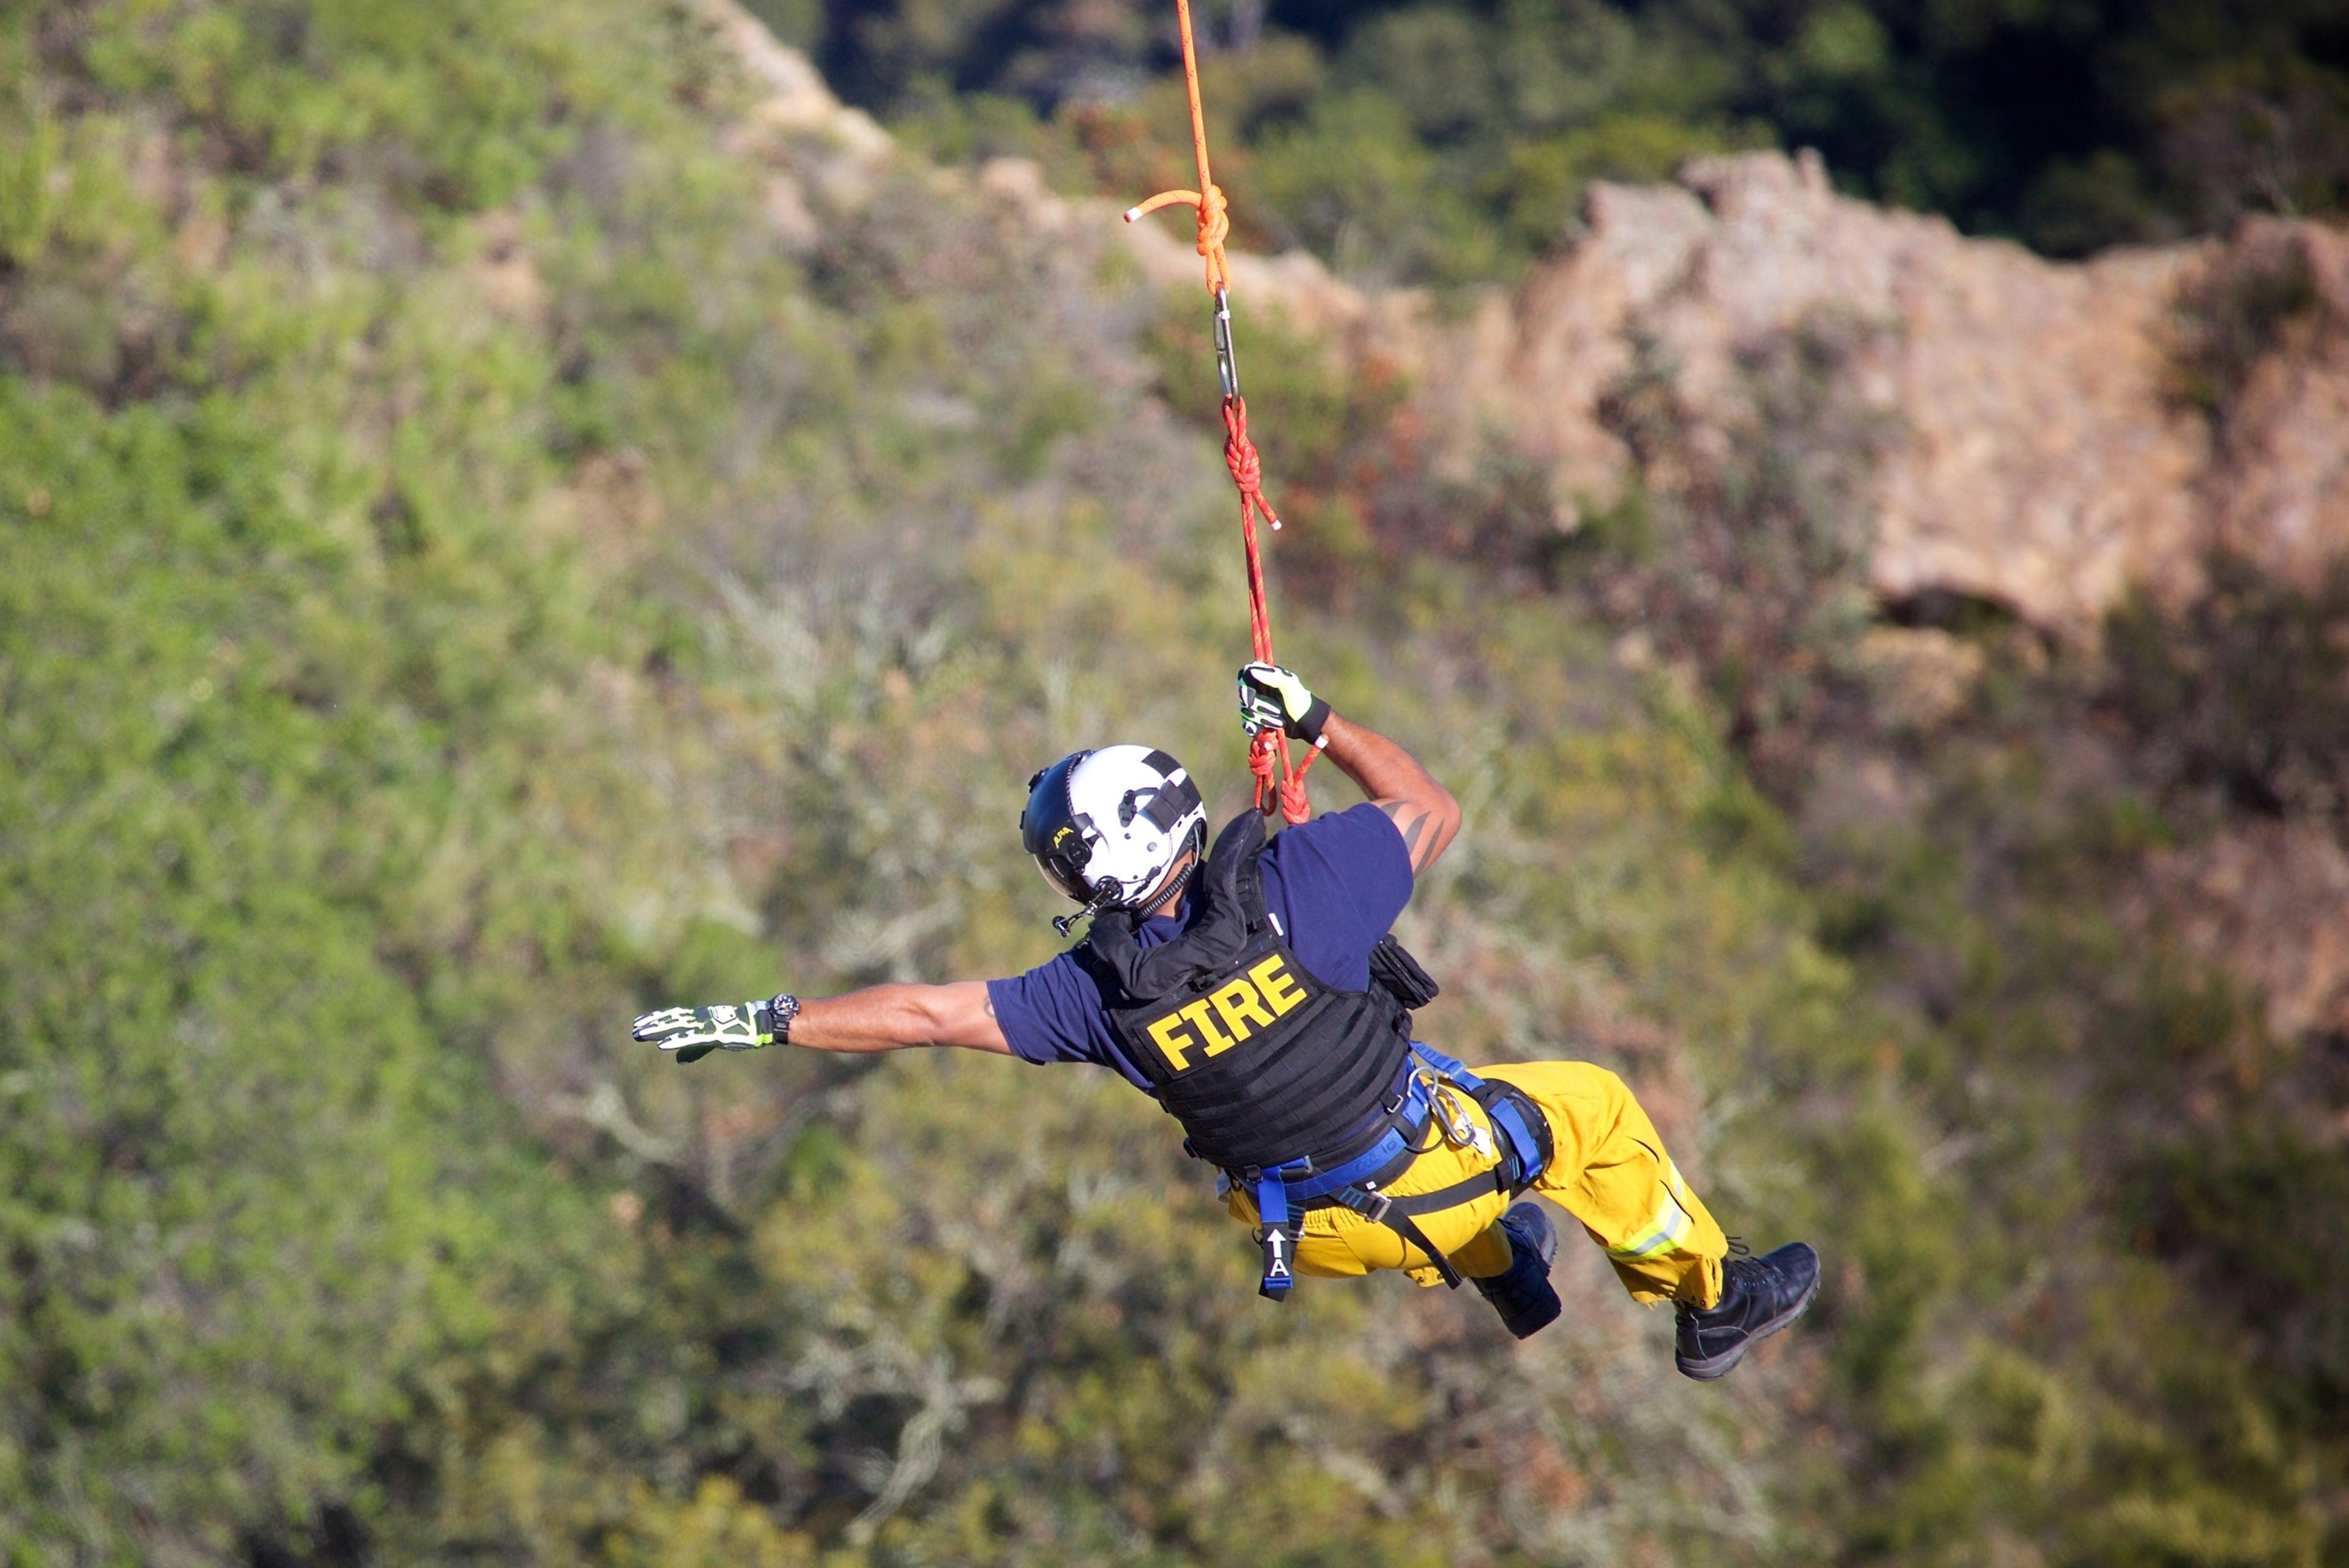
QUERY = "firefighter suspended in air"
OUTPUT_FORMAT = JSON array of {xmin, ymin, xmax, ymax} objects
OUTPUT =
[{"xmin": 632, "ymin": 664, "xmax": 1819, "ymax": 1375}]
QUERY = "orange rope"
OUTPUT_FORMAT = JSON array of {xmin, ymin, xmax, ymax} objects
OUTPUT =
[
  {"xmin": 1121, "ymin": 0, "xmax": 1230, "ymax": 296},
  {"xmin": 1228, "ymin": 395, "xmax": 1312, "ymax": 823},
  {"xmin": 1125, "ymin": 184, "xmax": 1229, "ymax": 299},
  {"xmin": 1123, "ymin": 0, "xmax": 1315, "ymax": 824}
]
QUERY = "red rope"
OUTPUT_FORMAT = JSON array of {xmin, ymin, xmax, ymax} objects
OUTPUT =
[
  {"xmin": 1226, "ymin": 396, "xmax": 1314, "ymax": 824},
  {"xmin": 1126, "ymin": 0, "xmax": 1315, "ymax": 825}
]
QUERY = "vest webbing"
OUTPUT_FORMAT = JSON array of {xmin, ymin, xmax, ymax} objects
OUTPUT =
[
  {"xmin": 1082, "ymin": 814, "xmax": 1554, "ymax": 1299},
  {"xmin": 1083, "ymin": 811, "xmax": 1415, "ymax": 1175}
]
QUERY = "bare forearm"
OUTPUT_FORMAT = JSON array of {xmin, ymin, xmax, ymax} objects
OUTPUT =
[
  {"xmin": 1319, "ymin": 712, "xmax": 1438, "ymax": 802},
  {"xmin": 789, "ymin": 981, "xmax": 1009, "ymax": 1055},
  {"xmin": 1318, "ymin": 712, "xmax": 1460, "ymax": 874}
]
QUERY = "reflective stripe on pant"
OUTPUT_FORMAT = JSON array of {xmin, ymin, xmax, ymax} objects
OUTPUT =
[{"xmin": 1222, "ymin": 1060, "xmax": 1726, "ymax": 1307}]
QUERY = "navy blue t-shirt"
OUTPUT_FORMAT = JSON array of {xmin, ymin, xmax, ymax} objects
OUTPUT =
[{"xmin": 986, "ymin": 802, "xmax": 1414, "ymax": 1090}]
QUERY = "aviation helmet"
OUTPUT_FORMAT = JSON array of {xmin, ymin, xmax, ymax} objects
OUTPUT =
[{"xmin": 1021, "ymin": 745, "xmax": 1207, "ymax": 927}]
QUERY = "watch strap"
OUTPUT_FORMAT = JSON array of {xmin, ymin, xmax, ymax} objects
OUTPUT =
[{"xmin": 766, "ymin": 992, "xmax": 801, "ymax": 1045}]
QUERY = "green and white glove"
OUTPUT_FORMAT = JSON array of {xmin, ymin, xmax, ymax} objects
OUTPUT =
[
  {"xmin": 1238, "ymin": 662, "xmax": 1330, "ymax": 745},
  {"xmin": 631, "ymin": 994, "xmax": 795, "ymax": 1065}
]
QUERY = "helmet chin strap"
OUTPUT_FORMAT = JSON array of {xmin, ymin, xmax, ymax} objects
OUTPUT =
[
  {"xmin": 1053, "ymin": 844, "xmax": 1201, "ymax": 938},
  {"xmin": 1147, "ymin": 846, "xmax": 1202, "ymax": 914},
  {"xmin": 1055, "ymin": 879, "xmax": 1124, "ymax": 939}
]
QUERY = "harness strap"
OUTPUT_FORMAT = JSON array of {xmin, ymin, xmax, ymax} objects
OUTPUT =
[
  {"xmin": 1382, "ymin": 1211, "xmax": 1461, "ymax": 1288},
  {"xmin": 1263, "ymin": 1072, "xmax": 1430, "ymax": 1203},
  {"xmin": 1409, "ymin": 1042, "xmax": 1553, "ymax": 1187},
  {"xmin": 1321, "ymin": 1162, "xmax": 1518, "ymax": 1288},
  {"xmin": 1250, "ymin": 1172, "xmax": 1297, "ymax": 1301},
  {"xmin": 1471, "ymin": 1079, "xmax": 1553, "ymax": 1187},
  {"xmin": 1320, "ymin": 1050, "xmax": 1559, "ymax": 1290},
  {"xmin": 1239, "ymin": 1045, "xmax": 1558, "ymax": 1299}
]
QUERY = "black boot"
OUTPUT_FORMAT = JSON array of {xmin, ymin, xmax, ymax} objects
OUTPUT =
[
  {"xmin": 1474, "ymin": 1202, "xmax": 1562, "ymax": 1339},
  {"xmin": 1674, "ymin": 1241, "xmax": 1819, "ymax": 1380}
]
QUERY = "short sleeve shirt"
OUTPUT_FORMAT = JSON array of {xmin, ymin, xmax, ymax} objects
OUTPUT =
[{"xmin": 985, "ymin": 802, "xmax": 1414, "ymax": 1090}]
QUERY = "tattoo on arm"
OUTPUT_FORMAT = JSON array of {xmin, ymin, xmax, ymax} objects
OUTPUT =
[
  {"xmin": 982, "ymin": 993, "xmax": 996, "ymax": 1019},
  {"xmin": 1399, "ymin": 812, "xmax": 1429, "ymax": 867},
  {"xmin": 1379, "ymin": 800, "xmax": 1440, "ymax": 874}
]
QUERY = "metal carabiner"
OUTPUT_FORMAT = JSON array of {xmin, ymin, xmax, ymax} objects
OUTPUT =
[
  {"xmin": 1212, "ymin": 287, "xmax": 1241, "ymax": 401},
  {"xmin": 1428, "ymin": 1077, "xmax": 1496, "ymax": 1160}
]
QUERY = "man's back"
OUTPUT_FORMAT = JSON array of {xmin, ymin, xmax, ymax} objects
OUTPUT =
[{"xmin": 985, "ymin": 803, "xmax": 1415, "ymax": 1089}]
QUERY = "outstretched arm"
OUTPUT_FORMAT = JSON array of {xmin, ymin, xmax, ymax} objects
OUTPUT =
[
  {"xmin": 1238, "ymin": 663, "xmax": 1461, "ymax": 874},
  {"xmin": 791, "ymin": 982, "xmax": 1010, "ymax": 1055},
  {"xmin": 633, "ymin": 981, "xmax": 1010, "ymax": 1063}
]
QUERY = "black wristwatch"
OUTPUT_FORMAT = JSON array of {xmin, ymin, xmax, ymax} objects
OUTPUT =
[{"xmin": 766, "ymin": 992, "xmax": 801, "ymax": 1045}]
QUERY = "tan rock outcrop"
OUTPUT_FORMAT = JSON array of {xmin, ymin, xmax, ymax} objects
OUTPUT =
[
  {"xmin": 1121, "ymin": 146, "xmax": 2348, "ymax": 641},
  {"xmin": 700, "ymin": 4, "xmax": 2349, "ymax": 640},
  {"xmin": 2197, "ymin": 219, "xmax": 2349, "ymax": 587},
  {"xmin": 1354, "ymin": 153, "xmax": 2342, "ymax": 639},
  {"xmin": 699, "ymin": 0, "xmax": 896, "ymax": 247},
  {"xmin": 1476, "ymin": 154, "xmax": 2225, "ymax": 633}
]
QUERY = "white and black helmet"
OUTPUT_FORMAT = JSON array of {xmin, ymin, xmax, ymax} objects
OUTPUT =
[{"xmin": 1021, "ymin": 745, "xmax": 1207, "ymax": 931}]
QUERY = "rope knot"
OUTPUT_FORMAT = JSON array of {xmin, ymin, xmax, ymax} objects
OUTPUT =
[
  {"xmin": 1221, "ymin": 396, "xmax": 1278, "ymax": 529},
  {"xmin": 1276, "ymin": 772, "xmax": 1310, "ymax": 826},
  {"xmin": 1247, "ymin": 732, "xmax": 1309, "ymax": 823},
  {"xmin": 1195, "ymin": 182, "xmax": 1230, "ymax": 293},
  {"xmin": 1121, "ymin": 182, "xmax": 1231, "ymax": 298},
  {"xmin": 1223, "ymin": 426, "xmax": 1261, "ymax": 492}
]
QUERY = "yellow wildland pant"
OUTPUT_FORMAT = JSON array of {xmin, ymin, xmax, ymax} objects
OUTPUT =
[{"xmin": 1224, "ymin": 1060, "xmax": 1727, "ymax": 1307}]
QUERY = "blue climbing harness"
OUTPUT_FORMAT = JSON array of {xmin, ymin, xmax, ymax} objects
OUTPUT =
[{"xmin": 1242, "ymin": 1042, "xmax": 1553, "ymax": 1296}]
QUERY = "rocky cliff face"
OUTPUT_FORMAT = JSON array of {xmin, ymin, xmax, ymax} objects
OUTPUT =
[
  {"xmin": 1115, "ymin": 149, "xmax": 2349, "ymax": 642},
  {"xmin": 1467, "ymin": 154, "xmax": 2214, "ymax": 634},
  {"xmin": 703, "ymin": 0, "xmax": 2348, "ymax": 645}
]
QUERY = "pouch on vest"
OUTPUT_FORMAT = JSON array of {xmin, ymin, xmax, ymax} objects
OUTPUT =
[{"xmin": 1367, "ymin": 933, "xmax": 1440, "ymax": 1011}]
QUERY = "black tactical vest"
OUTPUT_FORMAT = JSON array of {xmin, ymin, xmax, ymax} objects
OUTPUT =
[{"xmin": 1080, "ymin": 811, "xmax": 1417, "ymax": 1172}]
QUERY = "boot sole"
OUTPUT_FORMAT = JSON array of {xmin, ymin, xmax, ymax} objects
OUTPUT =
[
  {"xmin": 1503, "ymin": 1295, "xmax": 1562, "ymax": 1339},
  {"xmin": 1676, "ymin": 1267, "xmax": 1819, "ymax": 1381}
]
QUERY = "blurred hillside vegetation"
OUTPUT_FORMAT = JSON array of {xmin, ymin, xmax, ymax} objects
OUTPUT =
[
  {"xmin": 2, "ymin": 1, "xmax": 2348, "ymax": 1566},
  {"xmin": 764, "ymin": 0, "xmax": 2349, "ymax": 281}
]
